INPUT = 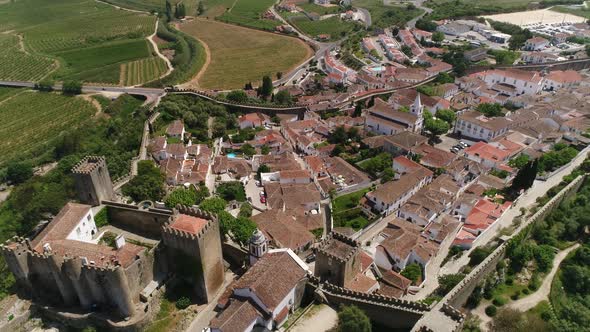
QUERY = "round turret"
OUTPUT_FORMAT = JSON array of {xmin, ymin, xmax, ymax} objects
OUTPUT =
[{"xmin": 248, "ymin": 228, "xmax": 267, "ymax": 265}]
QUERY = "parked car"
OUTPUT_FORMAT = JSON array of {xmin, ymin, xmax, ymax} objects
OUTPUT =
[
  {"xmin": 255, "ymin": 180, "xmax": 262, "ymax": 187},
  {"xmin": 305, "ymin": 254, "xmax": 316, "ymax": 263},
  {"xmin": 451, "ymin": 147, "xmax": 460, "ymax": 153},
  {"xmin": 260, "ymin": 196, "xmax": 266, "ymax": 204},
  {"xmin": 459, "ymin": 141, "xmax": 469, "ymax": 148}
]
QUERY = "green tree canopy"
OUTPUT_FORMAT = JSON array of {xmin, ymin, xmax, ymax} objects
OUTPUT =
[
  {"xmin": 226, "ymin": 90, "xmax": 248, "ymax": 103},
  {"xmin": 241, "ymin": 143, "xmax": 256, "ymax": 157},
  {"xmin": 337, "ymin": 305, "xmax": 371, "ymax": 332},
  {"xmin": 165, "ymin": 187, "xmax": 198, "ymax": 208},
  {"xmin": 275, "ymin": 90, "xmax": 292, "ymax": 105},
  {"xmin": 435, "ymin": 109, "xmax": 456, "ymax": 125},
  {"xmin": 5, "ymin": 161, "xmax": 34, "ymax": 184},
  {"xmin": 260, "ymin": 75, "xmax": 273, "ymax": 98},
  {"xmin": 476, "ymin": 103, "xmax": 504, "ymax": 117},
  {"xmin": 425, "ymin": 118, "xmax": 450, "ymax": 136},
  {"xmin": 62, "ymin": 80, "xmax": 83, "ymax": 95},
  {"xmin": 216, "ymin": 181, "xmax": 246, "ymax": 202},
  {"xmin": 401, "ymin": 263, "xmax": 422, "ymax": 284},
  {"xmin": 122, "ymin": 161, "xmax": 165, "ymax": 202},
  {"xmin": 199, "ymin": 197, "xmax": 227, "ymax": 214},
  {"xmin": 432, "ymin": 31, "xmax": 444, "ymax": 42}
]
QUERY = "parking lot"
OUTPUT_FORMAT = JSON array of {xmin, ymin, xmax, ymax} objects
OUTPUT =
[
  {"xmin": 435, "ymin": 135, "xmax": 476, "ymax": 154},
  {"xmin": 244, "ymin": 176, "xmax": 266, "ymax": 212}
]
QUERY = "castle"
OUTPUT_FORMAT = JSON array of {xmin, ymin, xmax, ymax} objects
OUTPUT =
[{"xmin": 0, "ymin": 156, "xmax": 224, "ymax": 320}]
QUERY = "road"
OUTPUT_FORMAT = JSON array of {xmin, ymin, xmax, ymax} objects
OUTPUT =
[
  {"xmin": 0, "ymin": 80, "xmax": 165, "ymax": 97},
  {"xmin": 407, "ymin": 146, "xmax": 590, "ymax": 300},
  {"xmin": 356, "ymin": 7, "xmax": 372, "ymax": 28},
  {"xmin": 407, "ymin": 0, "xmax": 433, "ymax": 29},
  {"xmin": 508, "ymin": 243, "xmax": 580, "ymax": 312}
]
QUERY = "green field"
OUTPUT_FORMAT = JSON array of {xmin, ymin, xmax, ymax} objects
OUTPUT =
[
  {"xmin": 289, "ymin": 16, "xmax": 358, "ymax": 40},
  {"xmin": 553, "ymin": 4, "xmax": 590, "ymax": 19},
  {"xmin": 180, "ymin": 19, "xmax": 312, "ymax": 89},
  {"xmin": 122, "ymin": 57, "xmax": 168, "ymax": 86},
  {"xmin": 299, "ymin": 3, "xmax": 344, "ymax": 15},
  {"xmin": 217, "ymin": 0, "xmax": 281, "ymax": 30},
  {"xmin": 353, "ymin": 0, "xmax": 424, "ymax": 28},
  {"xmin": 0, "ymin": 0, "xmax": 161, "ymax": 84},
  {"xmin": 53, "ymin": 39, "xmax": 152, "ymax": 84},
  {"xmin": 0, "ymin": 34, "xmax": 56, "ymax": 81},
  {"xmin": 0, "ymin": 90, "xmax": 96, "ymax": 164}
]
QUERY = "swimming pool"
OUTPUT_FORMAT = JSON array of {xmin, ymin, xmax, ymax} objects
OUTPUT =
[{"xmin": 227, "ymin": 153, "xmax": 237, "ymax": 158}]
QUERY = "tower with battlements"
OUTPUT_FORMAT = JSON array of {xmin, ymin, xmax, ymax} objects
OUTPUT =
[
  {"xmin": 71, "ymin": 156, "xmax": 114, "ymax": 206},
  {"xmin": 313, "ymin": 232, "xmax": 362, "ymax": 287},
  {"xmin": 161, "ymin": 206, "xmax": 224, "ymax": 303}
]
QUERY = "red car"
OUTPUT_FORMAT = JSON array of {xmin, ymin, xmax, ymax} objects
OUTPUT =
[{"xmin": 260, "ymin": 196, "xmax": 266, "ymax": 204}]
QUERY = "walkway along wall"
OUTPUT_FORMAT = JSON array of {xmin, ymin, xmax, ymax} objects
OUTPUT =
[
  {"xmin": 309, "ymin": 277, "xmax": 430, "ymax": 329},
  {"xmin": 412, "ymin": 174, "xmax": 586, "ymax": 331}
]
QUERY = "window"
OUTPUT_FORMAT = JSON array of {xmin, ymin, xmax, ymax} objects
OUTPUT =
[{"xmin": 87, "ymin": 215, "xmax": 91, "ymax": 221}]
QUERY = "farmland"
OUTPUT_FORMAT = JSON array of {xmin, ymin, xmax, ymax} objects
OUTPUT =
[
  {"xmin": 216, "ymin": 0, "xmax": 280, "ymax": 30},
  {"xmin": 179, "ymin": 19, "xmax": 312, "ymax": 89},
  {"xmin": 121, "ymin": 57, "xmax": 169, "ymax": 86},
  {"xmin": 0, "ymin": 0, "xmax": 161, "ymax": 85},
  {"xmin": 0, "ymin": 34, "xmax": 56, "ymax": 81},
  {"xmin": 289, "ymin": 16, "xmax": 359, "ymax": 40},
  {"xmin": 0, "ymin": 90, "xmax": 96, "ymax": 165},
  {"xmin": 352, "ymin": 0, "xmax": 423, "ymax": 28}
]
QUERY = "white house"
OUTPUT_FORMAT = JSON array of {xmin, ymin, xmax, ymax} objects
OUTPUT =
[
  {"xmin": 454, "ymin": 110, "xmax": 511, "ymax": 142},
  {"xmin": 524, "ymin": 37, "xmax": 549, "ymax": 51},
  {"xmin": 476, "ymin": 69, "xmax": 544, "ymax": 95},
  {"xmin": 208, "ymin": 249, "xmax": 309, "ymax": 332},
  {"xmin": 542, "ymin": 70, "xmax": 583, "ymax": 91}
]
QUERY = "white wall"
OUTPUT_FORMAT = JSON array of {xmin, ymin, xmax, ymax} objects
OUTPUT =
[{"xmin": 66, "ymin": 209, "xmax": 97, "ymax": 243}]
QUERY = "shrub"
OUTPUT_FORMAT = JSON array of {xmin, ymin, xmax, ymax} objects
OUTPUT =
[
  {"xmin": 522, "ymin": 288, "xmax": 530, "ymax": 295},
  {"xmin": 175, "ymin": 296, "xmax": 191, "ymax": 309},
  {"xmin": 493, "ymin": 296, "xmax": 507, "ymax": 307},
  {"xmin": 505, "ymin": 276, "xmax": 514, "ymax": 285},
  {"xmin": 485, "ymin": 305, "xmax": 497, "ymax": 317},
  {"xmin": 510, "ymin": 293, "xmax": 520, "ymax": 300}
]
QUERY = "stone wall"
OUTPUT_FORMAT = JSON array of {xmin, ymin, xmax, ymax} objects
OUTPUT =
[{"xmin": 104, "ymin": 201, "xmax": 173, "ymax": 238}]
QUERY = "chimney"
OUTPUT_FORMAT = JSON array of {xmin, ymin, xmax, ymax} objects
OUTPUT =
[
  {"xmin": 43, "ymin": 243, "xmax": 52, "ymax": 253},
  {"xmin": 115, "ymin": 235, "xmax": 126, "ymax": 249}
]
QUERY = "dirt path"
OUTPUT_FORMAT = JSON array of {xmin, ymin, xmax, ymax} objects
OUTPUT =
[
  {"xmin": 80, "ymin": 94, "xmax": 103, "ymax": 116},
  {"xmin": 147, "ymin": 19, "xmax": 173, "ymax": 84},
  {"xmin": 509, "ymin": 243, "xmax": 581, "ymax": 312},
  {"xmin": 288, "ymin": 304, "xmax": 337, "ymax": 332}
]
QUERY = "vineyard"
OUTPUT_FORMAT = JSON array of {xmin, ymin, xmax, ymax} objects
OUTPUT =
[
  {"xmin": 0, "ymin": 91, "xmax": 96, "ymax": 164},
  {"xmin": 217, "ymin": 0, "xmax": 280, "ymax": 30},
  {"xmin": 121, "ymin": 57, "xmax": 168, "ymax": 86},
  {"xmin": 0, "ymin": 34, "xmax": 56, "ymax": 81},
  {"xmin": 0, "ymin": 0, "xmax": 159, "ymax": 85}
]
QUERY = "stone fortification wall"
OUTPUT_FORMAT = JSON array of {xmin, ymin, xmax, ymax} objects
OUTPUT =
[{"xmin": 104, "ymin": 201, "xmax": 173, "ymax": 238}]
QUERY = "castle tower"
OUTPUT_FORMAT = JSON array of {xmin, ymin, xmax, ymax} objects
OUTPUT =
[
  {"xmin": 71, "ymin": 156, "xmax": 114, "ymax": 206},
  {"xmin": 313, "ymin": 232, "xmax": 361, "ymax": 287},
  {"xmin": 249, "ymin": 228, "xmax": 268, "ymax": 266}
]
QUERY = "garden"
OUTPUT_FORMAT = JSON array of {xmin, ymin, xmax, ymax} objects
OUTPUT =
[{"xmin": 331, "ymin": 188, "xmax": 373, "ymax": 230}]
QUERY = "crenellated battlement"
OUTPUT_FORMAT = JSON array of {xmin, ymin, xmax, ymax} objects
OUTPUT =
[
  {"xmin": 315, "ymin": 232, "xmax": 360, "ymax": 264},
  {"xmin": 161, "ymin": 205, "xmax": 218, "ymax": 241},
  {"xmin": 71, "ymin": 156, "xmax": 107, "ymax": 174},
  {"xmin": 321, "ymin": 281, "xmax": 430, "ymax": 313}
]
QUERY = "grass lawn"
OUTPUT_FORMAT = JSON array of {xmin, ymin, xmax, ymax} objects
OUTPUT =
[
  {"xmin": 299, "ymin": 3, "xmax": 344, "ymax": 15},
  {"xmin": 179, "ymin": 19, "xmax": 312, "ymax": 89},
  {"xmin": 217, "ymin": 0, "xmax": 281, "ymax": 30},
  {"xmin": 290, "ymin": 16, "xmax": 358, "ymax": 40},
  {"xmin": 0, "ymin": 91, "xmax": 97, "ymax": 165},
  {"xmin": 353, "ymin": 0, "xmax": 423, "ymax": 28},
  {"xmin": 0, "ymin": 0, "xmax": 158, "ymax": 85},
  {"xmin": 332, "ymin": 188, "xmax": 372, "ymax": 230}
]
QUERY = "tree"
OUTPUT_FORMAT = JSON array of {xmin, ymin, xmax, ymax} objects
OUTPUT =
[
  {"xmin": 511, "ymin": 159, "xmax": 537, "ymax": 192},
  {"xmin": 197, "ymin": 1, "xmax": 204, "ymax": 15},
  {"xmin": 401, "ymin": 263, "xmax": 422, "ymax": 284},
  {"xmin": 353, "ymin": 101, "xmax": 363, "ymax": 117},
  {"xmin": 165, "ymin": 188, "xmax": 198, "ymax": 208},
  {"xmin": 165, "ymin": 0, "xmax": 172, "ymax": 21},
  {"xmin": 367, "ymin": 96, "xmax": 375, "ymax": 108},
  {"xmin": 381, "ymin": 168, "xmax": 395, "ymax": 184},
  {"xmin": 275, "ymin": 90, "xmax": 292, "ymax": 105},
  {"xmin": 476, "ymin": 103, "xmax": 504, "ymax": 117},
  {"xmin": 232, "ymin": 216, "xmax": 258, "ymax": 245},
  {"xmin": 239, "ymin": 203, "xmax": 252, "ymax": 218},
  {"xmin": 435, "ymin": 109, "xmax": 456, "ymax": 125},
  {"xmin": 5, "ymin": 161, "xmax": 33, "ymax": 184},
  {"xmin": 329, "ymin": 126, "xmax": 349, "ymax": 145},
  {"xmin": 432, "ymin": 31, "xmax": 444, "ymax": 43},
  {"xmin": 35, "ymin": 78, "xmax": 54, "ymax": 92},
  {"xmin": 226, "ymin": 90, "xmax": 248, "ymax": 103},
  {"xmin": 62, "ymin": 80, "xmax": 82, "ymax": 95},
  {"xmin": 260, "ymin": 145, "xmax": 270, "ymax": 155},
  {"xmin": 259, "ymin": 75, "xmax": 273, "ymax": 98},
  {"xmin": 216, "ymin": 181, "xmax": 246, "ymax": 202},
  {"xmin": 469, "ymin": 247, "xmax": 491, "ymax": 266},
  {"xmin": 508, "ymin": 154, "xmax": 530, "ymax": 169},
  {"xmin": 401, "ymin": 45, "xmax": 412, "ymax": 57},
  {"xmin": 337, "ymin": 305, "xmax": 371, "ymax": 332},
  {"xmin": 199, "ymin": 197, "xmax": 227, "ymax": 214},
  {"xmin": 276, "ymin": 71, "xmax": 283, "ymax": 79},
  {"xmin": 257, "ymin": 164, "xmax": 270, "ymax": 180},
  {"xmin": 425, "ymin": 118, "xmax": 450, "ymax": 137},
  {"xmin": 122, "ymin": 161, "xmax": 165, "ymax": 202},
  {"xmin": 241, "ymin": 143, "xmax": 256, "ymax": 157},
  {"xmin": 437, "ymin": 274, "xmax": 465, "ymax": 296},
  {"xmin": 434, "ymin": 72, "xmax": 454, "ymax": 84}
]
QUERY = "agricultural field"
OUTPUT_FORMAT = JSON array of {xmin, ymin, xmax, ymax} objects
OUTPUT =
[
  {"xmin": 198, "ymin": 0, "xmax": 235, "ymax": 18},
  {"xmin": 553, "ymin": 4, "xmax": 590, "ymax": 19},
  {"xmin": 0, "ymin": 34, "xmax": 56, "ymax": 81},
  {"xmin": 298, "ymin": 3, "xmax": 344, "ymax": 15},
  {"xmin": 53, "ymin": 39, "xmax": 152, "ymax": 85},
  {"xmin": 289, "ymin": 16, "xmax": 359, "ymax": 40},
  {"xmin": 0, "ymin": 0, "xmax": 161, "ymax": 85},
  {"xmin": 0, "ymin": 90, "xmax": 96, "ymax": 164},
  {"xmin": 121, "ymin": 57, "xmax": 168, "ymax": 86},
  {"xmin": 179, "ymin": 19, "xmax": 312, "ymax": 89},
  {"xmin": 217, "ymin": 0, "xmax": 281, "ymax": 30}
]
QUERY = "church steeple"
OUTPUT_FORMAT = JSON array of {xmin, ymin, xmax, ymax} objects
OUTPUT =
[
  {"xmin": 411, "ymin": 93, "xmax": 423, "ymax": 115},
  {"xmin": 249, "ymin": 228, "xmax": 267, "ymax": 265}
]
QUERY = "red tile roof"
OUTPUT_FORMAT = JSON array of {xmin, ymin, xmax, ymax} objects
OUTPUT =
[{"xmin": 170, "ymin": 214, "xmax": 208, "ymax": 235}]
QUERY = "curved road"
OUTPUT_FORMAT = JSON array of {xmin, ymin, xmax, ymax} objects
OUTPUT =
[{"xmin": 407, "ymin": 0, "xmax": 433, "ymax": 29}]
